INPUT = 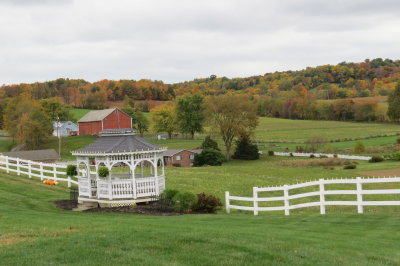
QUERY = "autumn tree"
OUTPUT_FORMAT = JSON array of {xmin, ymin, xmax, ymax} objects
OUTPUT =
[
  {"xmin": 387, "ymin": 82, "xmax": 400, "ymax": 122},
  {"xmin": 122, "ymin": 97, "xmax": 149, "ymax": 137},
  {"xmin": 40, "ymin": 97, "xmax": 72, "ymax": 121},
  {"xmin": 151, "ymin": 104, "xmax": 177, "ymax": 139},
  {"xmin": 4, "ymin": 95, "xmax": 52, "ymax": 149},
  {"xmin": 205, "ymin": 95, "xmax": 258, "ymax": 160},
  {"xmin": 176, "ymin": 94, "xmax": 205, "ymax": 139}
]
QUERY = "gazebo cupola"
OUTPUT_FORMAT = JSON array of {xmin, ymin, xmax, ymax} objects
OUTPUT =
[{"xmin": 72, "ymin": 129, "xmax": 167, "ymax": 206}]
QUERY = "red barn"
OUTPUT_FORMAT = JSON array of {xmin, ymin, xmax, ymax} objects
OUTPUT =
[{"xmin": 78, "ymin": 108, "xmax": 132, "ymax": 135}]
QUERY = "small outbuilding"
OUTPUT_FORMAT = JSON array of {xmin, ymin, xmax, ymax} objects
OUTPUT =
[
  {"xmin": 1, "ymin": 149, "xmax": 60, "ymax": 163},
  {"xmin": 53, "ymin": 121, "xmax": 78, "ymax": 137},
  {"xmin": 72, "ymin": 129, "xmax": 166, "ymax": 207},
  {"xmin": 163, "ymin": 149, "xmax": 202, "ymax": 167},
  {"xmin": 78, "ymin": 108, "xmax": 132, "ymax": 135}
]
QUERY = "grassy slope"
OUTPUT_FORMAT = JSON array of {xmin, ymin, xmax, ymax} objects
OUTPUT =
[
  {"xmin": 0, "ymin": 139, "xmax": 13, "ymax": 152},
  {"xmin": 69, "ymin": 108, "xmax": 92, "ymax": 121},
  {"xmin": 255, "ymin": 117, "xmax": 400, "ymax": 142},
  {"xmin": 1, "ymin": 168, "xmax": 400, "ymax": 265},
  {"xmin": 41, "ymin": 135, "xmax": 97, "ymax": 161}
]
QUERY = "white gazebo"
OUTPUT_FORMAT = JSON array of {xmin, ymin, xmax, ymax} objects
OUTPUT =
[{"xmin": 72, "ymin": 129, "xmax": 167, "ymax": 207}]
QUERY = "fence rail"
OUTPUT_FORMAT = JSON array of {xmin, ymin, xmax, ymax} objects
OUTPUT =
[
  {"xmin": 273, "ymin": 152, "xmax": 371, "ymax": 161},
  {"xmin": 226, "ymin": 177, "xmax": 400, "ymax": 215},
  {"xmin": 0, "ymin": 155, "xmax": 78, "ymax": 187}
]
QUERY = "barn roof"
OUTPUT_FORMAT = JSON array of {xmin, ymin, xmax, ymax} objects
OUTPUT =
[
  {"xmin": 77, "ymin": 108, "xmax": 117, "ymax": 123},
  {"xmin": 73, "ymin": 129, "xmax": 164, "ymax": 155},
  {"xmin": 1, "ymin": 149, "xmax": 60, "ymax": 161}
]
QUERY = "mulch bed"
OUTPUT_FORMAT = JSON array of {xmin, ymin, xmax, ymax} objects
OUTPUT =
[
  {"xmin": 85, "ymin": 203, "xmax": 182, "ymax": 216},
  {"xmin": 54, "ymin": 200, "xmax": 78, "ymax": 210},
  {"xmin": 53, "ymin": 200, "xmax": 182, "ymax": 216}
]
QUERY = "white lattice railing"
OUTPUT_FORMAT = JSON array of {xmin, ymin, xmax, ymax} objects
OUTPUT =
[
  {"xmin": 136, "ymin": 177, "xmax": 157, "ymax": 198},
  {"xmin": 226, "ymin": 177, "xmax": 400, "ymax": 215},
  {"xmin": 89, "ymin": 175, "xmax": 164, "ymax": 200},
  {"xmin": 0, "ymin": 155, "xmax": 78, "ymax": 187}
]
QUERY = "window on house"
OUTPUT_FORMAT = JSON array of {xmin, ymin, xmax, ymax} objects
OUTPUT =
[
  {"xmin": 176, "ymin": 156, "xmax": 181, "ymax": 161},
  {"xmin": 189, "ymin": 154, "xmax": 194, "ymax": 159}
]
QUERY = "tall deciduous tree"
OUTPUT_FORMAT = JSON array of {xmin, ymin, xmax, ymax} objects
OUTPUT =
[
  {"xmin": 133, "ymin": 110, "xmax": 150, "ymax": 137},
  {"xmin": 40, "ymin": 97, "xmax": 72, "ymax": 121},
  {"xmin": 151, "ymin": 104, "xmax": 177, "ymax": 139},
  {"xmin": 4, "ymin": 95, "xmax": 52, "ymax": 149},
  {"xmin": 387, "ymin": 82, "xmax": 400, "ymax": 122},
  {"xmin": 122, "ymin": 98, "xmax": 149, "ymax": 137},
  {"xmin": 205, "ymin": 95, "xmax": 258, "ymax": 160},
  {"xmin": 176, "ymin": 94, "xmax": 205, "ymax": 139}
]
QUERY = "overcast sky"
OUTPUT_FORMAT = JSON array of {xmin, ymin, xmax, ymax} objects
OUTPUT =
[{"xmin": 0, "ymin": 0, "xmax": 399, "ymax": 85}]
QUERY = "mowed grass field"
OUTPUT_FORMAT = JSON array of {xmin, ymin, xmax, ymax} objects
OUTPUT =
[
  {"xmin": 254, "ymin": 117, "xmax": 400, "ymax": 142},
  {"xmin": 1, "ymin": 155, "xmax": 400, "ymax": 265}
]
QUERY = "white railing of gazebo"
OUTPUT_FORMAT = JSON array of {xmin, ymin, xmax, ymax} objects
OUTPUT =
[{"xmin": 83, "ymin": 175, "xmax": 165, "ymax": 200}]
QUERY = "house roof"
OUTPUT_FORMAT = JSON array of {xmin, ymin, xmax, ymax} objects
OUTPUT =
[
  {"xmin": 73, "ymin": 130, "xmax": 163, "ymax": 154},
  {"xmin": 53, "ymin": 121, "xmax": 78, "ymax": 128},
  {"xmin": 77, "ymin": 108, "xmax": 117, "ymax": 123},
  {"xmin": 163, "ymin": 149, "xmax": 202, "ymax": 157},
  {"xmin": 1, "ymin": 149, "xmax": 60, "ymax": 161}
]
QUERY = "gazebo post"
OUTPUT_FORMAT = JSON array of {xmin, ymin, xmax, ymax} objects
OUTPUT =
[
  {"xmin": 108, "ymin": 164, "xmax": 112, "ymax": 200},
  {"xmin": 154, "ymin": 157, "xmax": 160, "ymax": 196},
  {"xmin": 85, "ymin": 158, "xmax": 92, "ymax": 198},
  {"xmin": 131, "ymin": 162, "xmax": 137, "ymax": 199}
]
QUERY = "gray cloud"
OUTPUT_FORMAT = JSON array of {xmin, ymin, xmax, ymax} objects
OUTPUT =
[
  {"xmin": 0, "ymin": 0, "xmax": 71, "ymax": 6},
  {"xmin": 0, "ymin": 0, "xmax": 399, "ymax": 85}
]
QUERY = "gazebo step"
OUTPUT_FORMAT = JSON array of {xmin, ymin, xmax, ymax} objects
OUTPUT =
[{"xmin": 72, "ymin": 201, "xmax": 99, "ymax": 212}]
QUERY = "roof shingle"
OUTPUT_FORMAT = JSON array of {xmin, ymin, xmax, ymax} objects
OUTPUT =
[
  {"xmin": 74, "ymin": 134, "xmax": 162, "ymax": 154},
  {"xmin": 77, "ymin": 108, "xmax": 116, "ymax": 123}
]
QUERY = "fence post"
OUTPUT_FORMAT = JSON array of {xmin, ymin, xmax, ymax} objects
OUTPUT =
[
  {"xmin": 39, "ymin": 163, "xmax": 44, "ymax": 180},
  {"xmin": 16, "ymin": 158, "xmax": 20, "ymax": 175},
  {"xmin": 225, "ymin": 191, "xmax": 230, "ymax": 214},
  {"xmin": 68, "ymin": 176, "xmax": 71, "ymax": 188},
  {"xmin": 53, "ymin": 165, "xmax": 57, "ymax": 180},
  {"xmin": 284, "ymin": 185, "xmax": 290, "ymax": 216},
  {"xmin": 28, "ymin": 161, "xmax": 32, "ymax": 178},
  {"xmin": 5, "ymin": 156, "xmax": 9, "ymax": 173},
  {"xmin": 319, "ymin": 179, "xmax": 326, "ymax": 214},
  {"xmin": 356, "ymin": 177, "xmax": 363, "ymax": 214},
  {"xmin": 253, "ymin": 187, "xmax": 258, "ymax": 216}
]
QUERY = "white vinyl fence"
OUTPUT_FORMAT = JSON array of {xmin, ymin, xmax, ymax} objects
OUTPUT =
[
  {"xmin": 0, "ymin": 155, "xmax": 78, "ymax": 187},
  {"xmin": 273, "ymin": 152, "xmax": 371, "ymax": 161},
  {"xmin": 226, "ymin": 177, "xmax": 400, "ymax": 215}
]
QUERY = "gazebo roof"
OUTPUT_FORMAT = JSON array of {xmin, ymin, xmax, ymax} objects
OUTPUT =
[{"xmin": 72, "ymin": 129, "xmax": 164, "ymax": 155}]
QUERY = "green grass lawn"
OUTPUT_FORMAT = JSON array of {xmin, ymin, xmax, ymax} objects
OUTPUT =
[
  {"xmin": 0, "ymin": 138, "xmax": 14, "ymax": 152},
  {"xmin": 255, "ymin": 117, "xmax": 400, "ymax": 142},
  {"xmin": 40, "ymin": 135, "xmax": 97, "ymax": 161},
  {"xmin": 69, "ymin": 108, "xmax": 92, "ymax": 121},
  {"xmin": 1, "ymin": 156, "xmax": 400, "ymax": 265}
]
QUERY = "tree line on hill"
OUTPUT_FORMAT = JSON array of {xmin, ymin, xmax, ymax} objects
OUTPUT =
[
  {"xmin": 256, "ymin": 82, "xmax": 400, "ymax": 122},
  {"xmin": 1, "ymin": 58, "xmax": 399, "ymax": 110}
]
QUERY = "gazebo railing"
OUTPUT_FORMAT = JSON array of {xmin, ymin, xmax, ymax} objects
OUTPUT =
[
  {"xmin": 136, "ymin": 177, "xmax": 157, "ymax": 198},
  {"xmin": 80, "ymin": 175, "xmax": 165, "ymax": 200}
]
